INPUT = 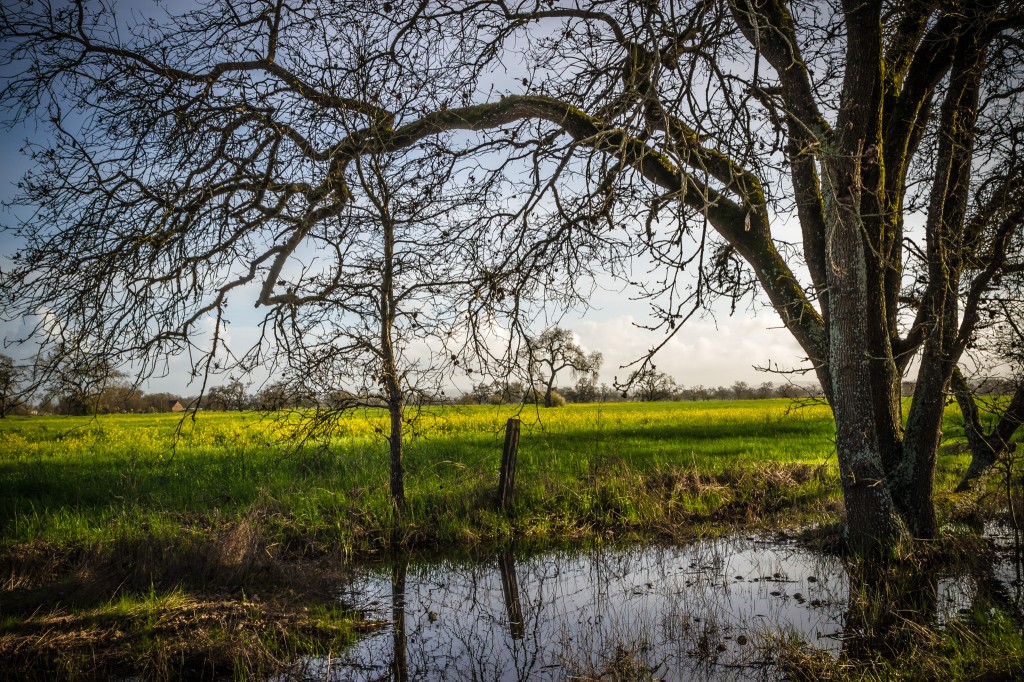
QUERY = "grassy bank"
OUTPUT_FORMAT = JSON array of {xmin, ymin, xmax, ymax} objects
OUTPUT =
[
  {"xmin": 0, "ymin": 399, "xmax": 996, "ymax": 679},
  {"xmin": 0, "ymin": 587, "xmax": 370, "ymax": 681}
]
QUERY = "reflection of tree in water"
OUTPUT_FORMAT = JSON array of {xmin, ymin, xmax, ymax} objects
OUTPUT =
[
  {"xmin": 333, "ymin": 534, "xmax": 1024, "ymax": 681},
  {"xmin": 1005, "ymin": 526, "xmax": 1024, "ymax": 616},
  {"xmin": 841, "ymin": 563, "xmax": 940, "ymax": 661},
  {"xmin": 838, "ymin": 543, "xmax": 1024, "ymax": 667},
  {"xmin": 338, "ymin": 537, "xmax": 852, "ymax": 680},
  {"xmin": 1014, "ymin": 542, "xmax": 1024, "ymax": 614},
  {"xmin": 972, "ymin": 533, "xmax": 1024, "ymax": 630},
  {"xmin": 351, "ymin": 554, "xmax": 546, "ymax": 680},
  {"xmin": 391, "ymin": 558, "xmax": 408, "ymax": 682}
]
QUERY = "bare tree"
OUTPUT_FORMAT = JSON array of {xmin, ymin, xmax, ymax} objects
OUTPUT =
[
  {"xmin": 570, "ymin": 376, "xmax": 600, "ymax": 403},
  {"xmin": 205, "ymin": 379, "xmax": 250, "ymax": 411},
  {"xmin": 522, "ymin": 327, "xmax": 603, "ymax": 407},
  {"xmin": 41, "ymin": 349, "xmax": 126, "ymax": 415},
  {"xmin": 3, "ymin": 0, "xmax": 1024, "ymax": 551},
  {"xmin": 625, "ymin": 367, "xmax": 677, "ymax": 403},
  {"xmin": 267, "ymin": 149, "xmax": 493, "ymax": 508},
  {"xmin": 253, "ymin": 380, "xmax": 313, "ymax": 411},
  {"xmin": 0, "ymin": 354, "xmax": 25, "ymax": 417}
]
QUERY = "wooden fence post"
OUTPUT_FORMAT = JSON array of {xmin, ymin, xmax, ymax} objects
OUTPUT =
[{"xmin": 498, "ymin": 418, "xmax": 520, "ymax": 511}]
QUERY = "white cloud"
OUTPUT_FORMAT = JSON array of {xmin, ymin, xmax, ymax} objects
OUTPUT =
[{"xmin": 571, "ymin": 312, "xmax": 812, "ymax": 388}]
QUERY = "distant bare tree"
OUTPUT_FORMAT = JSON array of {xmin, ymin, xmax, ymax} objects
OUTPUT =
[
  {"xmin": 42, "ymin": 350, "xmax": 126, "ymax": 415},
  {"xmin": 253, "ymin": 380, "xmax": 313, "ymax": 411},
  {"xmin": 570, "ymin": 376, "xmax": 599, "ymax": 403},
  {"xmin": 623, "ymin": 367, "xmax": 677, "ymax": 402},
  {"xmin": 466, "ymin": 382, "xmax": 499, "ymax": 406},
  {"xmin": 205, "ymin": 380, "xmax": 250, "ymax": 412},
  {"xmin": 522, "ymin": 328, "xmax": 602, "ymax": 408}
]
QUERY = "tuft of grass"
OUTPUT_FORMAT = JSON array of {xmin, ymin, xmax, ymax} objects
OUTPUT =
[
  {"xmin": 777, "ymin": 534, "xmax": 1024, "ymax": 682},
  {"xmin": 563, "ymin": 642, "xmax": 666, "ymax": 681}
]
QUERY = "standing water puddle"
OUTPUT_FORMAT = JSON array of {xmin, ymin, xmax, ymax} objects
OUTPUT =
[{"xmin": 294, "ymin": 531, "xmax": 1022, "ymax": 681}]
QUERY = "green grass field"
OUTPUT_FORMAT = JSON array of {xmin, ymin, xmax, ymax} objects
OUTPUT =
[
  {"xmin": 0, "ymin": 395, "xmax": 983, "ymax": 557},
  {"xmin": 0, "ymin": 399, "xmax": 1007, "ymax": 681},
  {"xmin": 0, "ymin": 399, "xmax": 975, "ymax": 553}
]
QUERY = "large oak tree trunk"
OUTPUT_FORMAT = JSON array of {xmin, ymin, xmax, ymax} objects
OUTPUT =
[
  {"xmin": 826, "ymin": 238, "xmax": 907, "ymax": 550},
  {"xmin": 816, "ymin": 1, "xmax": 907, "ymax": 552}
]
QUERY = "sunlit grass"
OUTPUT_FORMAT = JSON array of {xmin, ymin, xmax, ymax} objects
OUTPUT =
[
  {"xmin": 781, "ymin": 601, "xmax": 1024, "ymax": 681},
  {"xmin": 0, "ymin": 399, "xmax": 978, "ymax": 554}
]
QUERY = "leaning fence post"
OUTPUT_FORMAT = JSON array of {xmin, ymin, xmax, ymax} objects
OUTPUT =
[{"xmin": 498, "ymin": 418, "xmax": 520, "ymax": 511}]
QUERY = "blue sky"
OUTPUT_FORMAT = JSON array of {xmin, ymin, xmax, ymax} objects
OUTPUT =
[{"xmin": 0, "ymin": 0, "xmax": 811, "ymax": 396}]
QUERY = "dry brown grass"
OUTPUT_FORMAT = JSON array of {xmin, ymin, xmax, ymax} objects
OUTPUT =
[
  {"xmin": 1, "ymin": 591, "xmax": 374, "ymax": 681},
  {"xmin": 0, "ymin": 510, "xmax": 373, "ymax": 680}
]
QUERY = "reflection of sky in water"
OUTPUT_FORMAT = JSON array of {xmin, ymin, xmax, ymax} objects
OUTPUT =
[
  {"xmin": 934, "ymin": 526, "xmax": 1024, "ymax": 626},
  {"xmin": 330, "ymin": 535, "xmax": 850, "ymax": 681},
  {"xmin": 283, "ymin": 531, "xmax": 1022, "ymax": 681}
]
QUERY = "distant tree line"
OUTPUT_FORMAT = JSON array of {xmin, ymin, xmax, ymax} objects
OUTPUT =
[
  {"xmin": 5, "ymin": 346, "xmax": 1015, "ymax": 417},
  {"xmin": 460, "ymin": 372, "xmax": 824, "ymax": 406},
  {"xmin": 0, "ymin": 347, "xmax": 833, "ymax": 416},
  {"xmin": 33, "ymin": 377, "xmax": 313, "ymax": 416},
  {"xmin": 36, "ymin": 386, "xmax": 190, "ymax": 416}
]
